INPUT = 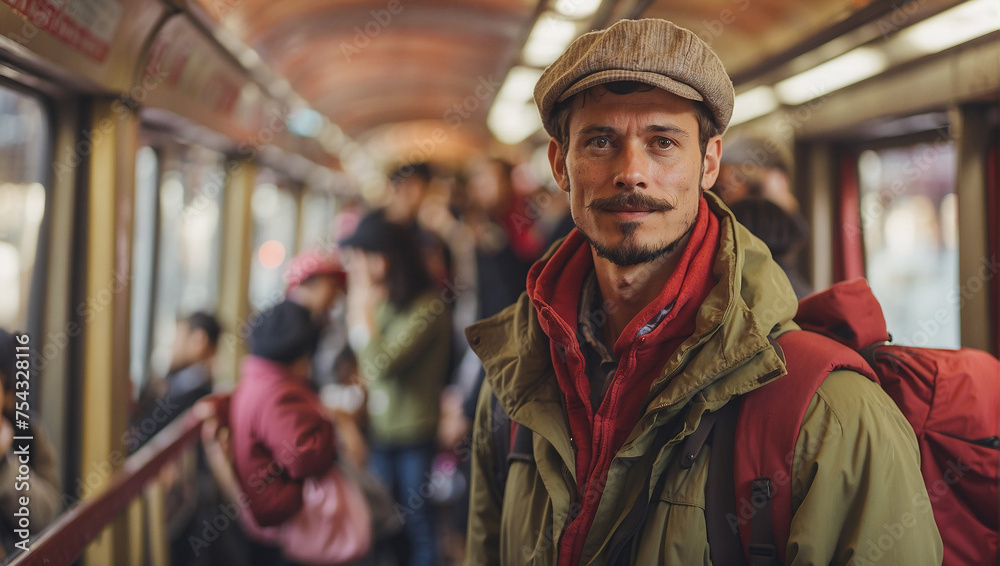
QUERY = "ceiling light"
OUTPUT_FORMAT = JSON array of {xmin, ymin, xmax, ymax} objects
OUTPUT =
[
  {"xmin": 523, "ymin": 13, "xmax": 579, "ymax": 67},
  {"xmin": 895, "ymin": 0, "xmax": 999, "ymax": 56},
  {"xmin": 237, "ymin": 46, "xmax": 261, "ymax": 69},
  {"xmin": 774, "ymin": 47, "xmax": 887, "ymax": 105},
  {"xmin": 489, "ymin": 100, "xmax": 542, "ymax": 145},
  {"xmin": 553, "ymin": 0, "xmax": 602, "ymax": 19},
  {"xmin": 287, "ymin": 108, "xmax": 324, "ymax": 138},
  {"xmin": 729, "ymin": 86, "xmax": 779, "ymax": 127},
  {"xmin": 496, "ymin": 66, "xmax": 544, "ymax": 104},
  {"xmin": 269, "ymin": 78, "xmax": 292, "ymax": 99}
]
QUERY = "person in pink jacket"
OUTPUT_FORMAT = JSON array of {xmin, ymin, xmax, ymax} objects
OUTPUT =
[{"xmin": 230, "ymin": 300, "xmax": 337, "ymax": 527}]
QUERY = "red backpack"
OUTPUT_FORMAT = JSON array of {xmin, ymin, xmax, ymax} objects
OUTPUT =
[
  {"xmin": 490, "ymin": 278, "xmax": 999, "ymax": 565},
  {"xmin": 713, "ymin": 278, "xmax": 1000, "ymax": 566}
]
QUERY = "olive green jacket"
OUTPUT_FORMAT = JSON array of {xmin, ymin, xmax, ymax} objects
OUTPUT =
[
  {"xmin": 464, "ymin": 196, "xmax": 942, "ymax": 565},
  {"xmin": 357, "ymin": 290, "xmax": 452, "ymax": 446}
]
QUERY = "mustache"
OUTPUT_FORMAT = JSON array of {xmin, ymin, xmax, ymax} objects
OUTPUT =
[{"xmin": 587, "ymin": 192, "xmax": 675, "ymax": 213}]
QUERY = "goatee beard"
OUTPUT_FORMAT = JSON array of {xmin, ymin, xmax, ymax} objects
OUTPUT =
[
  {"xmin": 578, "ymin": 219, "xmax": 695, "ymax": 266},
  {"xmin": 569, "ymin": 173, "xmax": 703, "ymax": 267}
]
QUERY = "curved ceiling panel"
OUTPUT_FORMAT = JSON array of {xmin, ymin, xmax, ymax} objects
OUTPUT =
[
  {"xmin": 194, "ymin": 0, "xmax": 536, "ymax": 145},
  {"xmin": 189, "ymin": 0, "xmax": 905, "ymax": 159}
]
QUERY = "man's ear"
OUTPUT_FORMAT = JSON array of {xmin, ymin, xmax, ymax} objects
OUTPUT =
[
  {"xmin": 547, "ymin": 138, "xmax": 570, "ymax": 193},
  {"xmin": 700, "ymin": 135, "xmax": 723, "ymax": 191}
]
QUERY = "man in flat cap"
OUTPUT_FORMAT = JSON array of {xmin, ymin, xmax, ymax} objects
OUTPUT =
[{"xmin": 464, "ymin": 19, "xmax": 941, "ymax": 565}]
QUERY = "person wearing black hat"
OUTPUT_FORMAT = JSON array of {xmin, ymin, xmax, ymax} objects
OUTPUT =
[
  {"xmin": 340, "ymin": 211, "xmax": 452, "ymax": 566},
  {"xmin": 228, "ymin": 301, "xmax": 337, "ymax": 529}
]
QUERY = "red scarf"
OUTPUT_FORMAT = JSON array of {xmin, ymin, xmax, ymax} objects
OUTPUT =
[{"xmin": 526, "ymin": 197, "xmax": 720, "ymax": 565}]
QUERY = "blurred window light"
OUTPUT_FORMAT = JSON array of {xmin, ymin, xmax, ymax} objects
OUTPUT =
[
  {"xmin": 269, "ymin": 78, "xmax": 292, "ymax": 99},
  {"xmin": 729, "ymin": 86, "xmax": 779, "ymax": 127},
  {"xmin": 496, "ymin": 66, "xmax": 544, "ymax": 104},
  {"xmin": 895, "ymin": 0, "xmax": 1000, "ymax": 55},
  {"xmin": 252, "ymin": 182, "xmax": 280, "ymax": 219},
  {"xmin": 258, "ymin": 240, "xmax": 287, "ymax": 269},
  {"xmin": 288, "ymin": 108, "xmax": 325, "ymax": 138},
  {"xmin": 554, "ymin": 0, "xmax": 602, "ymax": 19},
  {"xmin": 858, "ymin": 142, "xmax": 959, "ymax": 349},
  {"xmin": 0, "ymin": 243, "xmax": 20, "ymax": 324},
  {"xmin": 523, "ymin": 13, "xmax": 579, "ymax": 67},
  {"xmin": 320, "ymin": 123, "xmax": 347, "ymax": 153},
  {"xmin": 775, "ymin": 47, "xmax": 887, "ymax": 105},
  {"xmin": 237, "ymin": 46, "xmax": 262, "ymax": 69},
  {"xmin": 489, "ymin": 100, "xmax": 543, "ymax": 145}
]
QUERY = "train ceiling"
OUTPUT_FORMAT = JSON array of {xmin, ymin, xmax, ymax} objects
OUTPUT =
[{"xmin": 188, "ymin": 0, "xmax": 963, "ymax": 165}]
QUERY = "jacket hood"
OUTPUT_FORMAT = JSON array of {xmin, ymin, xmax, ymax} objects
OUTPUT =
[{"xmin": 466, "ymin": 191, "xmax": 799, "ymax": 444}]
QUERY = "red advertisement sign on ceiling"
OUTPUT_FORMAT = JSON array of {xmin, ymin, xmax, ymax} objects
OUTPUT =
[{"xmin": 3, "ymin": 0, "xmax": 122, "ymax": 62}]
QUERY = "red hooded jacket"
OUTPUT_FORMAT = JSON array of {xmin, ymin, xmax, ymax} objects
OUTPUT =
[
  {"xmin": 525, "ymin": 197, "xmax": 720, "ymax": 565},
  {"xmin": 230, "ymin": 355, "xmax": 337, "ymax": 526}
]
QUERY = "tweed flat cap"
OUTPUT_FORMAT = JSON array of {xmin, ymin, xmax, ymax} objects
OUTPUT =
[{"xmin": 534, "ymin": 18, "xmax": 735, "ymax": 138}]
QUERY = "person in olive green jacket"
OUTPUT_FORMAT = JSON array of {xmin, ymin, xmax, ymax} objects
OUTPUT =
[
  {"xmin": 464, "ymin": 19, "xmax": 942, "ymax": 566},
  {"xmin": 342, "ymin": 211, "xmax": 452, "ymax": 566}
]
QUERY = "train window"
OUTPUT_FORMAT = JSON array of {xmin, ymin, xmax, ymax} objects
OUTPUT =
[
  {"xmin": 299, "ymin": 190, "xmax": 336, "ymax": 248},
  {"xmin": 130, "ymin": 146, "xmax": 160, "ymax": 391},
  {"xmin": 248, "ymin": 176, "xmax": 298, "ymax": 311},
  {"xmin": 858, "ymin": 142, "xmax": 960, "ymax": 349},
  {"xmin": 148, "ymin": 148, "xmax": 225, "ymax": 377},
  {"xmin": 0, "ymin": 86, "xmax": 48, "ymax": 331}
]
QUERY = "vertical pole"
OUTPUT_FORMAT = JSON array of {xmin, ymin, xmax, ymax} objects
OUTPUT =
[
  {"xmin": 216, "ymin": 160, "xmax": 256, "ymax": 388},
  {"xmin": 804, "ymin": 144, "xmax": 835, "ymax": 291},
  {"xmin": 80, "ymin": 97, "xmax": 137, "ymax": 565},
  {"xmin": 952, "ymin": 104, "xmax": 993, "ymax": 351}
]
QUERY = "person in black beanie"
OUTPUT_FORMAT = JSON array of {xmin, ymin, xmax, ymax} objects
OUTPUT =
[{"xmin": 229, "ymin": 301, "xmax": 336, "ymax": 531}]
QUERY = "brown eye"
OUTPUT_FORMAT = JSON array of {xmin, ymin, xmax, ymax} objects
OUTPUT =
[
  {"xmin": 589, "ymin": 136, "xmax": 610, "ymax": 148},
  {"xmin": 655, "ymin": 137, "xmax": 673, "ymax": 149}
]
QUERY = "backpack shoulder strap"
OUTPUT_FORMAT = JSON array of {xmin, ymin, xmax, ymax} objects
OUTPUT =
[
  {"xmin": 489, "ymin": 394, "xmax": 534, "ymax": 504},
  {"xmin": 731, "ymin": 330, "xmax": 876, "ymax": 565}
]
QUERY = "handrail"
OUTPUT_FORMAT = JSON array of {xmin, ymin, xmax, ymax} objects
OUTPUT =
[{"xmin": 6, "ymin": 404, "xmax": 210, "ymax": 566}]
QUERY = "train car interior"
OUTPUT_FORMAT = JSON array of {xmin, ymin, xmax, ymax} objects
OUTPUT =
[{"xmin": 0, "ymin": 0, "xmax": 996, "ymax": 563}]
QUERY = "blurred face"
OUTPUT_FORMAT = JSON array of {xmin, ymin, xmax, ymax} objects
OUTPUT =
[
  {"xmin": 170, "ymin": 321, "xmax": 205, "ymax": 369},
  {"xmin": 468, "ymin": 161, "xmax": 511, "ymax": 212},
  {"xmin": 548, "ymin": 86, "xmax": 722, "ymax": 266},
  {"xmin": 711, "ymin": 163, "xmax": 749, "ymax": 206},
  {"xmin": 342, "ymin": 248, "xmax": 387, "ymax": 284},
  {"xmin": 304, "ymin": 275, "xmax": 344, "ymax": 315},
  {"xmin": 385, "ymin": 178, "xmax": 427, "ymax": 222}
]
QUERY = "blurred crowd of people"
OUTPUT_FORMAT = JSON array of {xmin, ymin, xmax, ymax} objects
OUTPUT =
[
  {"xmin": 0, "ymin": 135, "xmax": 812, "ymax": 565},
  {"xmin": 141, "ymin": 156, "xmax": 572, "ymax": 566}
]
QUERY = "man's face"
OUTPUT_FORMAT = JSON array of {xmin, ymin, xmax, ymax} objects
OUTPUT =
[{"xmin": 548, "ymin": 85, "xmax": 722, "ymax": 266}]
